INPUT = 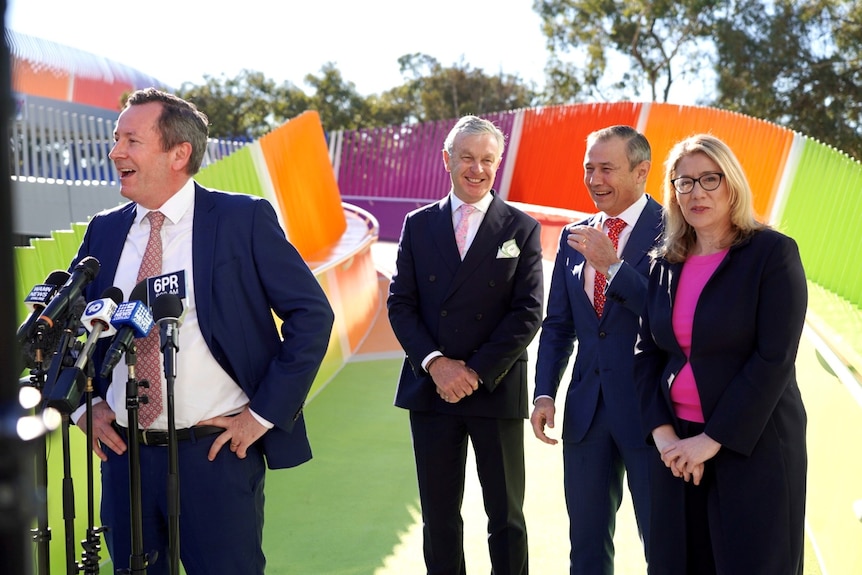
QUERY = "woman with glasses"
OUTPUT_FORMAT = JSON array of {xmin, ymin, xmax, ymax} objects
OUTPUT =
[{"xmin": 634, "ymin": 134, "xmax": 808, "ymax": 574}]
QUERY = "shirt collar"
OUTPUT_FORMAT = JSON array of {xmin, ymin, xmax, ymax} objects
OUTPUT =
[
  {"xmin": 449, "ymin": 190, "xmax": 495, "ymax": 215},
  {"xmin": 601, "ymin": 193, "xmax": 648, "ymax": 228},
  {"xmin": 135, "ymin": 179, "xmax": 195, "ymax": 225}
]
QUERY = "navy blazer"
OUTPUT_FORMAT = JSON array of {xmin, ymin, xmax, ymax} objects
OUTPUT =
[
  {"xmin": 634, "ymin": 228, "xmax": 808, "ymax": 573},
  {"xmin": 73, "ymin": 183, "xmax": 335, "ymax": 469},
  {"xmin": 388, "ymin": 193, "xmax": 544, "ymax": 419},
  {"xmin": 534, "ymin": 195, "xmax": 663, "ymax": 444}
]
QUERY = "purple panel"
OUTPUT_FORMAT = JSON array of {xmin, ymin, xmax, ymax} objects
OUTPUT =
[
  {"xmin": 337, "ymin": 112, "xmax": 520, "ymax": 205},
  {"xmin": 342, "ymin": 197, "xmax": 432, "ymax": 242}
]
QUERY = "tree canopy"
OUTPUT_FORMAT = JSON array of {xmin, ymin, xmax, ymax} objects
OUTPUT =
[{"xmin": 177, "ymin": 1, "xmax": 861, "ymax": 161}]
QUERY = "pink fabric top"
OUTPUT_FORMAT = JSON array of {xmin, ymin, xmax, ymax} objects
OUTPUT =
[{"xmin": 670, "ymin": 249, "xmax": 729, "ymax": 423}]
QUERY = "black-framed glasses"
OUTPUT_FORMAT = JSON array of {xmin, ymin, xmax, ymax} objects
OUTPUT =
[{"xmin": 670, "ymin": 173, "xmax": 724, "ymax": 194}]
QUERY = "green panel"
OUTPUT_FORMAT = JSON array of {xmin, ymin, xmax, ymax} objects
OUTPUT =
[
  {"xmin": 14, "ymin": 246, "xmax": 42, "ymax": 322},
  {"xmin": 51, "ymin": 229, "xmax": 83, "ymax": 263},
  {"xmin": 196, "ymin": 146, "xmax": 263, "ymax": 197},
  {"xmin": 781, "ymin": 140, "xmax": 862, "ymax": 307}
]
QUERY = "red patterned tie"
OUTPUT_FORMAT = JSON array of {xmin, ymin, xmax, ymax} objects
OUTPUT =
[
  {"xmin": 593, "ymin": 217, "xmax": 627, "ymax": 318},
  {"xmin": 455, "ymin": 204, "xmax": 476, "ymax": 259},
  {"xmin": 137, "ymin": 211, "xmax": 165, "ymax": 428}
]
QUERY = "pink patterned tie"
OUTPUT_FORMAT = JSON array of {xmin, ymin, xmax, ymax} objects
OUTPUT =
[
  {"xmin": 455, "ymin": 204, "xmax": 476, "ymax": 259},
  {"xmin": 137, "ymin": 211, "xmax": 165, "ymax": 428},
  {"xmin": 593, "ymin": 217, "xmax": 627, "ymax": 318}
]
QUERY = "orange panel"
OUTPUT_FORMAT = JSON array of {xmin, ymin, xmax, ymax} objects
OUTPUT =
[
  {"xmin": 643, "ymin": 104, "xmax": 795, "ymax": 221},
  {"xmin": 72, "ymin": 77, "xmax": 131, "ymax": 111},
  {"xmin": 331, "ymin": 247, "xmax": 380, "ymax": 354},
  {"xmin": 508, "ymin": 103, "xmax": 643, "ymax": 212},
  {"xmin": 12, "ymin": 59, "xmax": 70, "ymax": 101},
  {"xmin": 259, "ymin": 111, "xmax": 347, "ymax": 259}
]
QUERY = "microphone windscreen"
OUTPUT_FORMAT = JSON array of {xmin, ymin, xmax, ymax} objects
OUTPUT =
[
  {"xmin": 153, "ymin": 294, "xmax": 184, "ymax": 322},
  {"xmin": 101, "ymin": 286, "xmax": 124, "ymax": 305},
  {"xmin": 130, "ymin": 279, "xmax": 149, "ymax": 305}
]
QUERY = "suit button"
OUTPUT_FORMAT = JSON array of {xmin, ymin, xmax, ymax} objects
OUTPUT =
[
  {"xmin": 429, "ymin": 275, "xmax": 436, "ymax": 282},
  {"xmin": 599, "ymin": 331, "xmax": 607, "ymax": 338},
  {"xmin": 440, "ymin": 310, "xmax": 448, "ymax": 317},
  {"xmin": 594, "ymin": 368, "xmax": 600, "ymax": 375},
  {"xmin": 475, "ymin": 313, "xmax": 483, "ymax": 320},
  {"xmin": 488, "ymin": 280, "xmax": 496, "ymax": 287}
]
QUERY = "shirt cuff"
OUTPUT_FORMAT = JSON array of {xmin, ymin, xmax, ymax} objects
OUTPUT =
[
  {"xmin": 249, "ymin": 408, "xmax": 274, "ymax": 429},
  {"xmin": 71, "ymin": 397, "xmax": 102, "ymax": 427},
  {"xmin": 605, "ymin": 261, "xmax": 623, "ymax": 285},
  {"xmin": 422, "ymin": 351, "xmax": 443, "ymax": 372},
  {"xmin": 534, "ymin": 394, "xmax": 553, "ymax": 405}
]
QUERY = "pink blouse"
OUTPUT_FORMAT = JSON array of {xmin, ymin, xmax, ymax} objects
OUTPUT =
[{"xmin": 670, "ymin": 249, "xmax": 728, "ymax": 423}]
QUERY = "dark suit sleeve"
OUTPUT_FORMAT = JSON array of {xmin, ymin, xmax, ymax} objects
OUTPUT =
[
  {"xmin": 634, "ymin": 260, "xmax": 676, "ymax": 442},
  {"xmin": 387, "ymin": 212, "xmax": 441, "ymax": 374},
  {"xmin": 606, "ymin": 261, "xmax": 648, "ymax": 316},
  {"xmin": 243, "ymin": 199, "xmax": 335, "ymax": 430},
  {"xmin": 702, "ymin": 234, "xmax": 807, "ymax": 455},
  {"xmin": 533, "ymin": 228, "xmax": 577, "ymax": 400}
]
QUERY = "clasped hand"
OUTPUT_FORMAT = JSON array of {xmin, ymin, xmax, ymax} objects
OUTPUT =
[
  {"xmin": 428, "ymin": 357, "xmax": 479, "ymax": 404},
  {"xmin": 652, "ymin": 424, "xmax": 721, "ymax": 485}
]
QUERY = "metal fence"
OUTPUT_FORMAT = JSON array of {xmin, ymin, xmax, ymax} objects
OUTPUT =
[{"xmin": 9, "ymin": 95, "xmax": 247, "ymax": 184}]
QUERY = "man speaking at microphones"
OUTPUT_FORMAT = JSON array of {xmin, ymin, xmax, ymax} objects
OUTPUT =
[{"xmin": 66, "ymin": 88, "xmax": 335, "ymax": 575}]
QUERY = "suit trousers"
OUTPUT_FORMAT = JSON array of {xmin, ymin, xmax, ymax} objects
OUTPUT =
[
  {"xmin": 410, "ymin": 410, "xmax": 528, "ymax": 575},
  {"xmin": 563, "ymin": 394, "xmax": 651, "ymax": 575},
  {"xmin": 101, "ymin": 428, "xmax": 266, "ymax": 575}
]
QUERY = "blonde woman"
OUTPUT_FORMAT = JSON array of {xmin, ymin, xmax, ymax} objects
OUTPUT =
[{"xmin": 635, "ymin": 134, "xmax": 807, "ymax": 574}]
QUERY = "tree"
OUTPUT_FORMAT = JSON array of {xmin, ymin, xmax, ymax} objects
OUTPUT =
[
  {"xmin": 388, "ymin": 53, "xmax": 540, "ymax": 123},
  {"xmin": 533, "ymin": 0, "xmax": 724, "ymax": 103},
  {"xmin": 177, "ymin": 70, "xmax": 309, "ymax": 140},
  {"xmin": 304, "ymin": 62, "xmax": 373, "ymax": 132},
  {"xmin": 713, "ymin": 0, "xmax": 862, "ymax": 160}
]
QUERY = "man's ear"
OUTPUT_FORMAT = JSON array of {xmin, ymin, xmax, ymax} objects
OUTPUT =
[{"xmin": 171, "ymin": 142, "xmax": 193, "ymax": 173}]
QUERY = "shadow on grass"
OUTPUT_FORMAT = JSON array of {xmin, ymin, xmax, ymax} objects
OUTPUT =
[{"xmin": 262, "ymin": 359, "xmax": 419, "ymax": 575}]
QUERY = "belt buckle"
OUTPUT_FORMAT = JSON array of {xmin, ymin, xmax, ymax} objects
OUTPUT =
[{"xmin": 140, "ymin": 429, "xmax": 152, "ymax": 446}]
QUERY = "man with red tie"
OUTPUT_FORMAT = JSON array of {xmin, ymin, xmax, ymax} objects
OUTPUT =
[{"xmin": 531, "ymin": 125, "xmax": 663, "ymax": 574}]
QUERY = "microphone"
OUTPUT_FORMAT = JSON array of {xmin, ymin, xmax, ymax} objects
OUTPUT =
[
  {"xmin": 99, "ymin": 281, "xmax": 155, "ymax": 380},
  {"xmin": 74, "ymin": 287, "xmax": 124, "ymax": 371},
  {"xmin": 153, "ymin": 294, "xmax": 183, "ymax": 382},
  {"xmin": 31, "ymin": 256, "xmax": 100, "ymax": 337},
  {"xmin": 45, "ymin": 287, "xmax": 124, "ymax": 414},
  {"xmin": 16, "ymin": 270, "xmax": 71, "ymax": 345}
]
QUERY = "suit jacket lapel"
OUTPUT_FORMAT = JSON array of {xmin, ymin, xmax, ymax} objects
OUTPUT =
[
  {"xmin": 430, "ymin": 196, "xmax": 462, "ymax": 274},
  {"xmin": 192, "ymin": 184, "xmax": 217, "ymax": 345},
  {"xmin": 447, "ymin": 194, "xmax": 511, "ymax": 296}
]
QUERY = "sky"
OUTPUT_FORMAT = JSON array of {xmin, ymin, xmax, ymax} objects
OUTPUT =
[{"xmin": 6, "ymin": 0, "xmax": 552, "ymax": 97}]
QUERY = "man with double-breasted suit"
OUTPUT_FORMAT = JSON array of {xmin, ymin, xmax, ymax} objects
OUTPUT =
[
  {"xmin": 531, "ymin": 126, "xmax": 663, "ymax": 574},
  {"xmin": 70, "ymin": 89, "xmax": 334, "ymax": 575},
  {"xmin": 388, "ymin": 115, "xmax": 544, "ymax": 575}
]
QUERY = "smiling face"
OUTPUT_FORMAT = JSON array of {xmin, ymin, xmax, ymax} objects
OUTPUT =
[
  {"xmin": 443, "ymin": 132, "xmax": 501, "ymax": 204},
  {"xmin": 583, "ymin": 136, "xmax": 648, "ymax": 216},
  {"xmin": 674, "ymin": 151, "xmax": 733, "ymax": 242},
  {"xmin": 109, "ymin": 101, "xmax": 191, "ymax": 209}
]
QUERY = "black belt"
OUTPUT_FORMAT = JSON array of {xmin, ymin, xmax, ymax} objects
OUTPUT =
[{"xmin": 113, "ymin": 422, "xmax": 225, "ymax": 446}]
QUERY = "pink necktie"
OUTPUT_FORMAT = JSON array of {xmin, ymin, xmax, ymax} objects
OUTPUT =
[
  {"xmin": 455, "ymin": 204, "xmax": 476, "ymax": 259},
  {"xmin": 593, "ymin": 217, "xmax": 627, "ymax": 318},
  {"xmin": 137, "ymin": 211, "xmax": 165, "ymax": 428}
]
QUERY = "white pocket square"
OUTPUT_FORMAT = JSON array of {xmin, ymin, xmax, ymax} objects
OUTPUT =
[{"xmin": 496, "ymin": 239, "xmax": 520, "ymax": 259}]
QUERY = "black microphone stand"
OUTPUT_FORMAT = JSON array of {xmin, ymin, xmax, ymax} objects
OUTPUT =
[
  {"xmin": 27, "ymin": 334, "xmax": 53, "ymax": 575},
  {"xmin": 75, "ymin": 362, "xmax": 105, "ymax": 574},
  {"xmin": 60, "ymin": 411, "xmax": 77, "ymax": 575},
  {"xmin": 29, "ymin": 315, "xmax": 80, "ymax": 575},
  {"xmin": 122, "ymin": 344, "xmax": 150, "ymax": 575},
  {"xmin": 161, "ymin": 321, "xmax": 180, "ymax": 575}
]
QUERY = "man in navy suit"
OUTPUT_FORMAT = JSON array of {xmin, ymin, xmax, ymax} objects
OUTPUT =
[
  {"xmin": 531, "ymin": 125, "xmax": 662, "ymax": 574},
  {"xmin": 388, "ymin": 115, "xmax": 544, "ymax": 575},
  {"xmin": 70, "ymin": 88, "xmax": 334, "ymax": 574}
]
